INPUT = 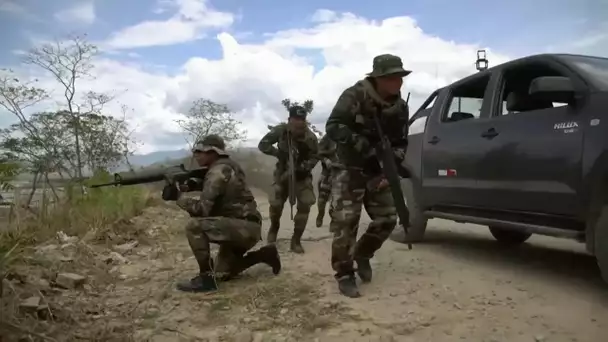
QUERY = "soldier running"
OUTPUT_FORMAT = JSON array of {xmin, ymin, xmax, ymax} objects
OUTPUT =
[
  {"xmin": 325, "ymin": 54, "xmax": 411, "ymax": 298},
  {"xmin": 315, "ymin": 133, "xmax": 338, "ymax": 228},
  {"xmin": 172, "ymin": 135, "xmax": 282, "ymax": 293},
  {"xmin": 258, "ymin": 106, "xmax": 319, "ymax": 253}
]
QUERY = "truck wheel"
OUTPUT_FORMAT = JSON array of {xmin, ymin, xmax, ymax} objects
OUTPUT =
[
  {"xmin": 402, "ymin": 179, "xmax": 427, "ymax": 242},
  {"xmin": 593, "ymin": 205, "xmax": 608, "ymax": 284},
  {"xmin": 488, "ymin": 226, "xmax": 532, "ymax": 245}
]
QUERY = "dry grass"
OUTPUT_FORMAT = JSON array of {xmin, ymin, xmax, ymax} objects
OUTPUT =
[
  {"xmin": 0, "ymin": 173, "xmax": 158, "ymax": 342},
  {"xmin": 202, "ymin": 271, "xmax": 352, "ymax": 336}
]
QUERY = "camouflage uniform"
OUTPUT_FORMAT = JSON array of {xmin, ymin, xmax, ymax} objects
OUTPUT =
[
  {"xmin": 315, "ymin": 134, "xmax": 338, "ymax": 227},
  {"xmin": 325, "ymin": 54, "xmax": 411, "ymax": 298},
  {"xmin": 258, "ymin": 108, "xmax": 319, "ymax": 253},
  {"xmin": 175, "ymin": 135, "xmax": 281, "ymax": 293}
]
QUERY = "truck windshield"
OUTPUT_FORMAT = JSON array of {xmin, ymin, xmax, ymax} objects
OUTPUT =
[{"xmin": 565, "ymin": 55, "xmax": 608, "ymax": 90}]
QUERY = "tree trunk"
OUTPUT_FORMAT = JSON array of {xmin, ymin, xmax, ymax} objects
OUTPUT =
[{"xmin": 25, "ymin": 171, "xmax": 40, "ymax": 207}]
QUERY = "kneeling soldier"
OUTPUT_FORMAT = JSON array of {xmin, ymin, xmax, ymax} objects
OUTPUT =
[{"xmin": 172, "ymin": 135, "xmax": 282, "ymax": 292}]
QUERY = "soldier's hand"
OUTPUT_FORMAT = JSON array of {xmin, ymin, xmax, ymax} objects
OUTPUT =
[
  {"xmin": 162, "ymin": 184, "xmax": 180, "ymax": 201},
  {"xmin": 377, "ymin": 178, "xmax": 389, "ymax": 190}
]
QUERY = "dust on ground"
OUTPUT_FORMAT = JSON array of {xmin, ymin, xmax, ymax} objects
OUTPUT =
[{"xmin": 3, "ymin": 188, "xmax": 608, "ymax": 342}]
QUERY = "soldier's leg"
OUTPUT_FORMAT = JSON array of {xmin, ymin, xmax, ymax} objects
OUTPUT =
[
  {"xmin": 292, "ymin": 177, "xmax": 316, "ymax": 253},
  {"xmin": 316, "ymin": 171, "xmax": 332, "ymax": 227},
  {"xmin": 268, "ymin": 180, "xmax": 288, "ymax": 243},
  {"xmin": 330, "ymin": 169, "xmax": 365, "ymax": 298},
  {"xmin": 177, "ymin": 218, "xmax": 219, "ymax": 292},
  {"xmin": 207, "ymin": 217, "xmax": 281, "ymax": 277},
  {"xmin": 354, "ymin": 181, "xmax": 398, "ymax": 283}
]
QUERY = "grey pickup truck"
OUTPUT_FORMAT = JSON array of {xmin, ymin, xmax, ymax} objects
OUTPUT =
[{"xmin": 401, "ymin": 53, "xmax": 608, "ymax": 284}]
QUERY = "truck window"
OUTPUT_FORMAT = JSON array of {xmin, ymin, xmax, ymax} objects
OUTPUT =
[
  {"xmin": 442, "ymin": 74, "xmax": 490, "ymax": 123},
  {"xmin": 498, "ymin": 62, "xmax": 569, "ymax": 115}
]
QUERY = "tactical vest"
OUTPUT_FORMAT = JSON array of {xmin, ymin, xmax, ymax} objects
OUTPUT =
[{"xmin": 206, "ymin": 157, "xmax": 262, "ymax": 223}]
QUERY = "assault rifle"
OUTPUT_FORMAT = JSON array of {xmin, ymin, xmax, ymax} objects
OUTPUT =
[
  {"xmin": 90, "ymin": 164, "xmax": 208, "ymax": 200},
  {"xmin": 371, "ymin": 92, "xmax": 413, "ymax": 249},
  {"xmin": 286, "ymin": 129, "xmax": 297, "ymax": 221}
]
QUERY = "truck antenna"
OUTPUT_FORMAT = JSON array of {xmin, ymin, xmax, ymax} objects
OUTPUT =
[{"xmin": 475, "ymin": 49, "xmax": 489, "ymax": 72}]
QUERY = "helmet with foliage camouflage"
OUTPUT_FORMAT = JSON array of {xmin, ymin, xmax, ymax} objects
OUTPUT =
[
  {"xmin": 192, "ymin": 134, "xmax": 227, "ymax": 155},
  {"xmin": 288, "ymin": 105, "xmax": 307, "ymax": 119},
  {"xmin": 367, "ymin": 54, "xmax": 412, "ymax": 77}
]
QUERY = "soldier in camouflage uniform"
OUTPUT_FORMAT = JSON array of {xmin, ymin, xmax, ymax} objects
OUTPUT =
[
  {"xmin": 174, "ymin": 135, "xmax": 282, "ymax": 293},
  {"xmin": 258, "ymin": 106, "xmax": 319, "ymax": 253},
  {"xmin": 315, "ymin": 134, "xmax": 338, "ymax": 227},
  {"xmin": 325, "ymin": 54, "xmax": 411, "ymax": 298}
]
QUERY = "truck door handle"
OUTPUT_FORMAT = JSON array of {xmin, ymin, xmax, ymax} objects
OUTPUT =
[
  {"xmin": 481, "ymin": 128, "xmax": 499, "ymax": 139},
  {"xmin": 428, "ymin": 136, "xmax": 440, "ymax": 144}
]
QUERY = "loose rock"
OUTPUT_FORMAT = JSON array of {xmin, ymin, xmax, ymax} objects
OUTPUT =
[
  {"xmin": 114, "ymin": 240, "xmax": 138, "ymax": 254},
  {"xmin": 56, "ymin": 273, "xmax": 87, "ymax": 289},
  {"xmin": 19, "ymin": 296, "xmax": 42, "ymax": 314}
]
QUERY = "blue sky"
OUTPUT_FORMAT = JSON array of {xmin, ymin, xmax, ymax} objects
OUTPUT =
[
  {"xmin": 1, "ymin": 0, "xmax": 605, "ymax": 67},
  {"xmin": 0, "ymin": 0, "xmax": 606, "ymax": 153}
]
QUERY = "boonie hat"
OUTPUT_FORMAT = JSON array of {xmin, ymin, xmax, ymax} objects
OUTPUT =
[
  {"xmin": 192, "ymin": 134, "xmax": 227, "ymax": 155},
  {"xmin": 367, "ymin": 54, "xmax": 412, "ymax": 77}
]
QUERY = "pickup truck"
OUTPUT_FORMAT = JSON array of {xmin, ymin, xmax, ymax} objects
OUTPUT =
[{"xmin": 401, "ymin": 53, "xmax": 608, "ymax": 284}]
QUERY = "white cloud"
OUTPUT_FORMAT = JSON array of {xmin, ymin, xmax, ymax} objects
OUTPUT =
[
  {"xmin": 0, "ymin": 0, "xmax": 24, "ymax": 13},
  {"xmin": 4, "ymin": 8, "xmax": 521, "ymax": 153},
  {"xmin": 103, "ymin": 0, "xmax": 234, "ymax": 49},
  {"xmin": 54, "ymin": 1, "xmax": 96, "ymax": 25}
]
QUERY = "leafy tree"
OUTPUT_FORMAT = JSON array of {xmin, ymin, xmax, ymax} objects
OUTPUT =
[
  {"xmin": 0, "ymin": 156, "xmax": 20, "ymax": 192},
  {"xmin": 175, "ymin": 98, "xmax": 247, "ymax": 147},
  {"xmin": 1, "ymin": 111, "xmax": 134, "ymax": 176}
]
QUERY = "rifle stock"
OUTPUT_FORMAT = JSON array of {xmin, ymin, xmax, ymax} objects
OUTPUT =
[
  {"xmin": 286, "ymin": 129, "xmax": 297, "ymax": 221},
  {"xmin": 372, "ymin": 102, "xmax": 413, "ymax": 249}
]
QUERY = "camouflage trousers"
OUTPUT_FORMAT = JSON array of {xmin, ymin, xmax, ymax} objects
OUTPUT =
[
  {"xmin": 317, "ymin": 167, "xmax": 334, "ymax": 217},
  {"xmin": 329, "ymin": 169, "xmax": 398, "ymax": 276},
  {"xmin": 185, "ymin": 217, "xmax": 261, "ymax": 277},
  {"xmin": 269, "ymin": 176, "xmax": 316, "ymax": 232}
]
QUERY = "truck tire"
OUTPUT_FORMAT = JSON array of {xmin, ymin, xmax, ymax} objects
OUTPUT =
[
  {"xmin": 593, "ymin": 205, "xmax": 608, "ymax": 284},
  {"xmin": 488, "ymin": 226, "xmax": 532, "ymax": 245},
  {"xmin": 402, "ymin": 179, "xmax": 427, "ymax": 242}
]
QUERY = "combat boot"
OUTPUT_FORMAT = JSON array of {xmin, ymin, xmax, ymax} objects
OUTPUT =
[
  {"xmin": 176, "ymin": 272, "xmax": 218, "ymax": 293},
  {"xmin": 290, "ymin": 228, "xmax": 305, "ymax": 254},
  {"xmin": 336, "ymin": 274, "xmax": 360, "ymax": 298},
  {"xmin": 229, "ymin": 245, "xmax": 282, "ymax": 276},
  {"xmin": 355, "ymin": 258, "xmax": 372, "ymax": 283},
  {"xmin": 266, "ymin": 222, "xmax": 279, "ymax": 244}
]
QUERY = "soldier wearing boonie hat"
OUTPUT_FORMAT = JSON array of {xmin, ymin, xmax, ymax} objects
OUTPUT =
[
  {"xmin": 324, "ymin": 54, "xmax": 412, "ymax": 298},
  {"xmin": 191, "ymin": 134, "xmax": 228, "ymax": 155}
]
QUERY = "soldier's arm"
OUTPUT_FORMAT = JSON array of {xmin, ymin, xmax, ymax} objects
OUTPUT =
[
  {"xmin": 176, "ymin": 164, "xmax": 231, "ymax": 217},
  {"xmin": 391, "ymin": 102, "xmax": 410, "ymax": 160},
  {"xmin": 318, "ymin": 135, "xmax": 332, "ymax": 158},
  {"xmin": 325, "ymin": 88, "xmax": 372, "ymax": 156},
  {"xmin": 300, "ymin": 133, "xmax": 319, "ymax": 172},
  {"xmin": 257, "ymin": 127, "xmax": 280, "ymax": 157}
]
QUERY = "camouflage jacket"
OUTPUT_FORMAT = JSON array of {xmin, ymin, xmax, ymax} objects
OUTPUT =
[
  {"xmin": 325, "ymin": 78, "xmax": 409, "ymax": 174},
  {"xmin": 318, "ymin": 134, "xmax": 338, "ymax": 169},
  {"xmin": 176, "ymin": 157, "xmax": 262, "ymax": 222},
  {"xmin": 258, "ymin": 123, "xmax": 319, "ymax": 177}
]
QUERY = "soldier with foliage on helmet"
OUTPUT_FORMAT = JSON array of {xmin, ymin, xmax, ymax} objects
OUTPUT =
[{"xmin": 258, "ymin": 106, "xmax": 319, "ymax": 253}]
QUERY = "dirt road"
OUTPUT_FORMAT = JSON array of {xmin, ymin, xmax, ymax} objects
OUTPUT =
[{"xmin": 13, "ymin": 189, "xmax": 608, "ymax": 341}]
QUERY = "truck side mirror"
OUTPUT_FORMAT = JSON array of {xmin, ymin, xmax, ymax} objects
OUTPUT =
[{"xmin": 529, "ymin": 76, "xmax": 576, "ymax": 104}]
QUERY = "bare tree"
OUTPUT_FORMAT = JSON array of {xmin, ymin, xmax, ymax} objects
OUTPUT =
[
  {"xmin": 22, "ymin": 35, "xmax": 113, "ymax": 179},
  {"xmin": 176, "ymin": 98, "xmax": 247, "ymax": 147}
]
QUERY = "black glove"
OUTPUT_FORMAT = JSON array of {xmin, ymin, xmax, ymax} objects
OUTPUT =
[{"xmin": 162, "ymin": 183, "xmax": 180, "ymax": 201}]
